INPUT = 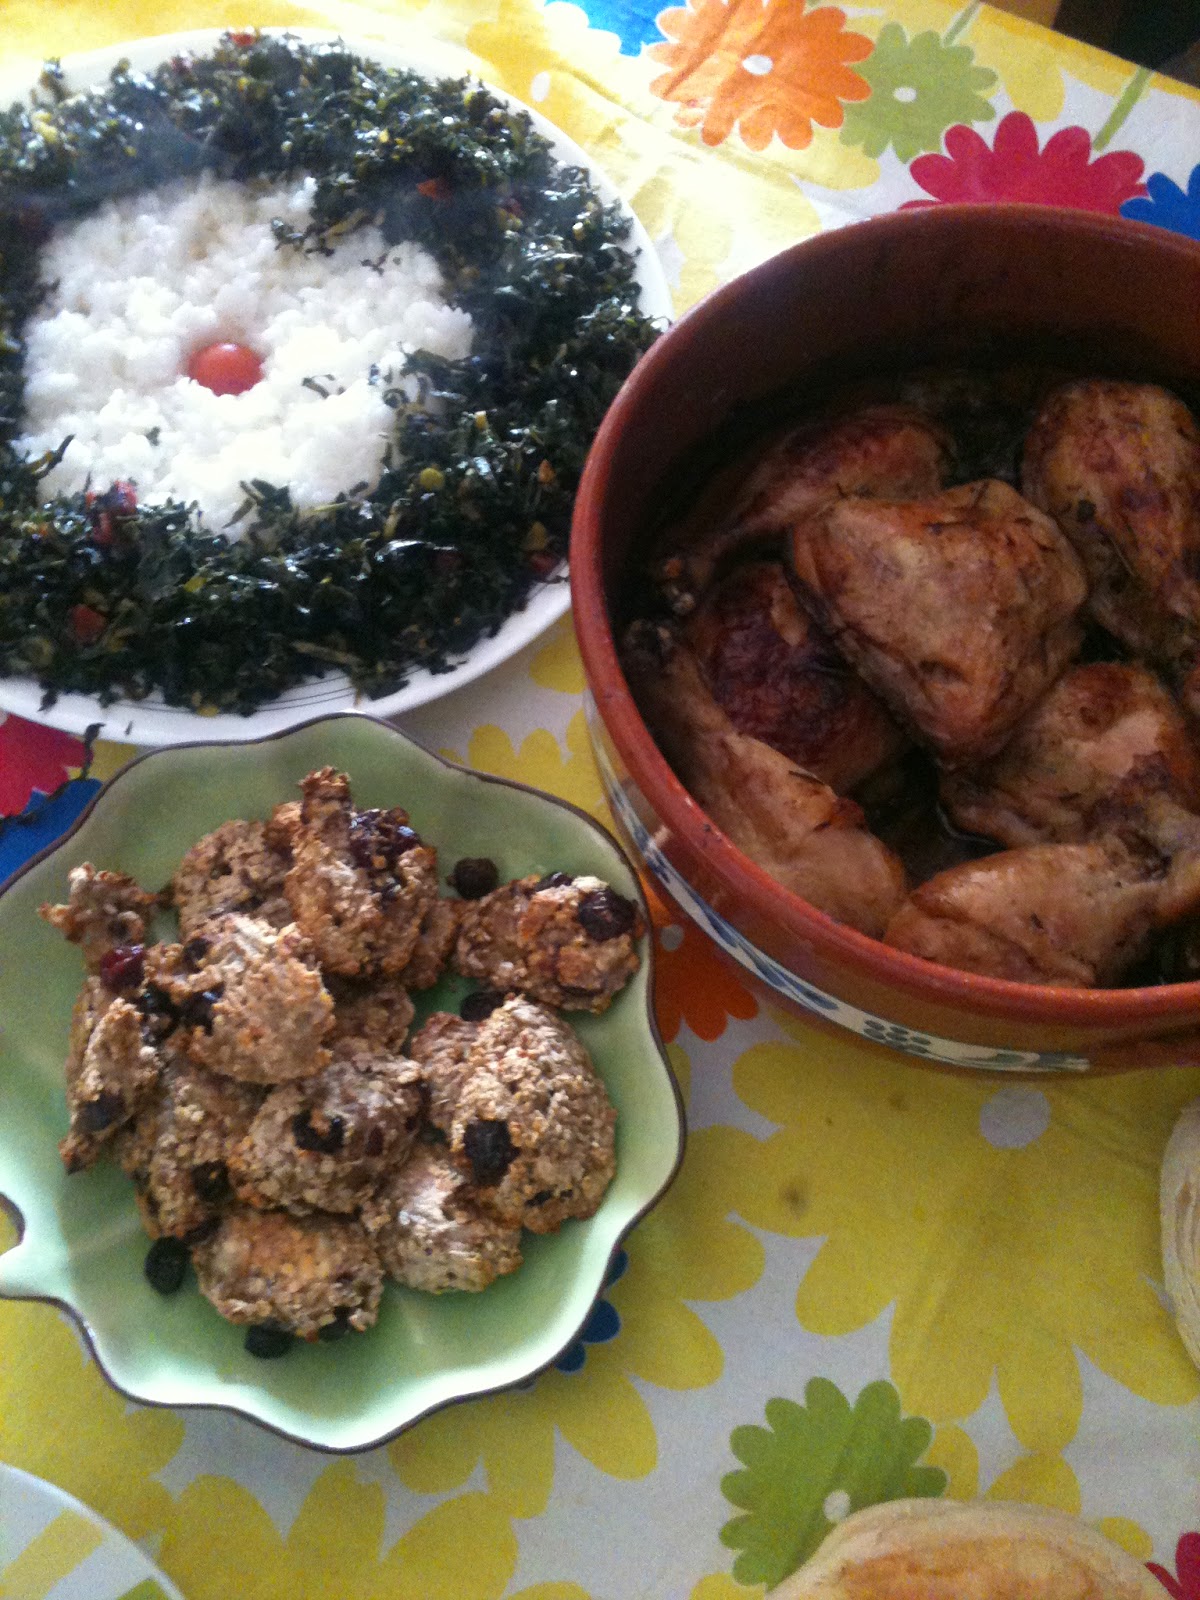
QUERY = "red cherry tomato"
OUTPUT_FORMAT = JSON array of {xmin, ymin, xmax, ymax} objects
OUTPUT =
[
  {"xmin": 186, "ymin": 342, "xmax": 264, "ymax": 396},
  {"xmin": 68, "ymin": 604, "xmax": 107, "ymax": 645}
]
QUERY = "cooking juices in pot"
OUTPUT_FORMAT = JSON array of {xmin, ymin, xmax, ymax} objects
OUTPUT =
[{"xmin": 620, "ymin": 360, "xmax": 1200, "ymax": 990}]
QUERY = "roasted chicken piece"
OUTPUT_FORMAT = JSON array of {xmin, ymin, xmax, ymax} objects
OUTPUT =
[
  {"xmin": 885, "ymin": 794, "xmax": 1200, "ymax": 986},
  {"xmin": 1022, "ymin": 379, "xmax": 1200, "ymax": 706},
  {"xmin": 789, "ymin": 479, "xmax": 1088, "ymax": 763},
  {"xmin": 656, "ymin": 405, "xmax": 949, "ymax": 610},
  {"xmin": 623, "ymin": 621, "xmax": 906, "ymax": 937},
  {"xmin": 683, "ymin": 559, "xmax": 906, "ymax": 794},
  {"xmin": 942, "ymin": 661, "xmax": 1200, "ymax": 848},
  {"xmin": 884, "ymin": 834, "xmax": 1200, "ymax": 987}
]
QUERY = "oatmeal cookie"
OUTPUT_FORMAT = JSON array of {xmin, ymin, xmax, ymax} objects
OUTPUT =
[
  {"xmin": 145, "ymin": 913, "xmax": 332, "ymax": 1084},
  {"xmin": 409, "ymin": 1011, "xmax": 480, "ymax": 1128},
  {"xmin": 283, "ymin": 768, "xmax": 439, "ymax": 978},
  {"xmin": 115, "ymin": 1060, "xmax": 263, "ymax": 1239},
  {"xmin": 362, "ymin": 1143, "xmax": 523, "ymax": 1292},
  {"xmin": 171, "ymin": 819, "xmax": 292, "ymax": 937},
  {"xmin": 59, "ymin": 977, "xmax": 160, "ymax": 1172},
  {"xmin": 401, "ymin": 896, "xmax": 463, "ymax": 990},
  {"xmin": 264, "ymin": 799, "xmax": 301, "ymax": 852},
  {"xmin": 453, "ymin": 873, "xmax": 643, "ymax": 1013},
  {"xmin": 230, "ymin": 1054, "xmax": 423, "ymax": 1214},
  {"xmin": 191, "ymin": 1208, "xmax": 384, "ymax": 1337},
  {"xmin": 427, "ymin": 995, "xmax": 617, "ymax": 1233},
  {"xmin": 327, "ymin": 974, "xmax": 415, "ymax": 1059},
  {"xmin": 41, "ymin": 863, "xmax": 158, "ymax": 972}
]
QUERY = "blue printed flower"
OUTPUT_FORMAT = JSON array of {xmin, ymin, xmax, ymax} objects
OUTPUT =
[
  {"xmin": 577, "ymin": 0, "xmax": 667, "ymax": 55},
  {"xmin": 555, "ymin": 1249, "xmax": 628, "ymax": 1371},
  {"xmin": 0, "ymin": 778, "xmax": 101, "ymax": 887},
  {"xmin": 1121, "ymin": 163, "xmax": 1200, "ymax": 241}
]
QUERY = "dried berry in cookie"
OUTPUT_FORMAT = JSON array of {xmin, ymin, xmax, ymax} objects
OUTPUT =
[
  {"xmin": 171, "ymin": 819, "xmax": 292, "ymax": 938},
  {"xmin": 430, "ymin": 995, "xmax": 617, "ymax": 1233},
  {"xmin": 40, "ymin": 863, "xmax": 158, "ymax": 973},
  {"xmin": 453, "ymin": 873, "xmax": 643, "ymax": 1012},
  {"xmin": 229, "ymin": 1054, "xmax": 423, "ymax": 1214},
  {"xmin": 144, "ymin": 1236, "xmax": 190, "ymax": 1295},
  {"xmin": 191, "ymin": 1209, "xmax": 384, "ymax": 1338},
  {"xmin": 283, "ymin": 768, "xmax": 439, "ymax": 978},
  {"xmin": 144, "ymin": 914, "xmax": 333, "ymax": 1085},
  {"xmin": 448, "ymin": 857, "xmax": 500, "ymax": 899}
]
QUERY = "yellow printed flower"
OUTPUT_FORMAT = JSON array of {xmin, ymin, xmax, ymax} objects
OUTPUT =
[
  {"xmin": 0, "ymin": 1297, "xmax": 183, "ymax": 1539},
  {"xmin": 446, "ymin": 709, "xmax": 609, "ymax": 822},
  {"xmin": 468, "ymin": 0, "xmax": 629, "ymax": 128},
  {"xmin": 780, "ymin": 121, "xmax": 879, "ymax": 193},
  {"xmin": 530, "ymin": 615, "xmax": 587, "ymax": 696},
  {"xmin": 0, "ymin": 0, "xmax": 325, "ymax": 67},
  {"xmin": 389, "ymin": 1108, "xmax": 765, "ymax": 1515},
  {"xmin": 966, "ymin": 6, "xmax": 1133, "ymax": 121},
  {"xmin": 156, "ymin": 1467, "xmax": 588, "ymax": 1600},
  {"xmin": 924, "ymin": 1423, "xmax": 977, "ymax": 1499},
  {"xmin": 630, "ymin": 166, "xmax": 734, "ymax": 311},
  {"xmin": 726, "ymin": 1019, "xmax": 1200, "ymax": 1454}
]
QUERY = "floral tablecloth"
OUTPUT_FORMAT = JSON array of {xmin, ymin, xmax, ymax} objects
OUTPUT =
[{"xmin": 4, "ymin": 1, "xmax": 1200, "ymax": 1596}]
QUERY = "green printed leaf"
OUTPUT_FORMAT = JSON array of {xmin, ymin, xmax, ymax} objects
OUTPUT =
[{"xmin": 719, "ymin": 1377, "xmax": 947, "ymax": 1588}]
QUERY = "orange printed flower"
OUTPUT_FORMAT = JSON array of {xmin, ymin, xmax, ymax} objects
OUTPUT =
[
  {"xmin": 649, "ymin": 0, "xmax": 872, "ymax": 151},
  {"xmin": 645, "ymin": 880, "xmax": 759, "ymax": 1042}
]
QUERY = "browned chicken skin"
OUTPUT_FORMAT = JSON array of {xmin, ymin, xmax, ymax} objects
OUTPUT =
[
  {"xmin": 657, "ymin": 405, "xmax": 949, "ymax": 608},
  {"xmin": 622, "ymin": 621, "xmax": 907, "ymax": 937},
  {"xmin": 1022, "ymin": 379, "xmax": 1200, "ymax": 705},
  {"xmin": 683, "ymin": 560, "xmax": 906, "ymax": 794},
  {"xmin": 941, "ymin": 660, "xmax": 1200, "ymax": 848},
  {"xmin": 789, "ymin": 479, "xmax": 1088, "ymax": 763},
  {"xmin": 886, "ymin": 791, "xmax": 1200, "ymax": 986}
]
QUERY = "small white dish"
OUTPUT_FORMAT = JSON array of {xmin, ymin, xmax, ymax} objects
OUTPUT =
[{"xmin": 0, "ymin": 1462, "xmax": 184, "ymax": 1599}]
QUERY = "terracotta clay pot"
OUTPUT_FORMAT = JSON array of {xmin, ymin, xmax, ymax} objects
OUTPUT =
[{"xmin": 571, "ymin": 204, "xmax": 1200, "ymax": 1074}]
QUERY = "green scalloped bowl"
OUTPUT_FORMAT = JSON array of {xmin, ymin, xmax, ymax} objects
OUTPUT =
[{"xmin": 0, "ymin": 713, "xmax": 684, "ymax": 1451}]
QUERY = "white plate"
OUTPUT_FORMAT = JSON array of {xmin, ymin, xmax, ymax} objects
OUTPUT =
[
  {"xmin": 0, "ymin": 27, "xmax": 673, "ymax": 746},
  {"xmin": 0, "ymin": 1463, "xmax": 184, "ymax": 1599}
]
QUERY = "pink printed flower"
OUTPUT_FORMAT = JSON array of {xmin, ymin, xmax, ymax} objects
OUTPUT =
[
  {"xmin": 1149, "ymin": 1532, "xmax": 1200, "ymax": 1598},
  {"xmin": 904, "ymin": 110, "xmax": 1145, "ymax": 215},
  {"xmin": 0, "ymin": 713, "xmax": 90, "ymax": 816}
]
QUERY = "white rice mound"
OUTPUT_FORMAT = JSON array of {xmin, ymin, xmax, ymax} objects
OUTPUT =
[{"xmin": 16, "ymin": 173, "xmax": 474, "ymax": 532}]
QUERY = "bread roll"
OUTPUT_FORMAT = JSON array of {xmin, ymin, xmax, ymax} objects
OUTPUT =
[{"xmin": 771, "ymin": 1498, "xmax": 1163, "ymax": 1598}]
